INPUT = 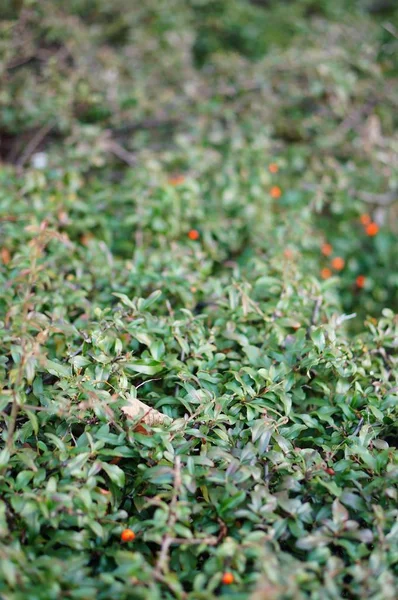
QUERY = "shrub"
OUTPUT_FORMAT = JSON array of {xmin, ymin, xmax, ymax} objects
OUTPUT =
[{"xmin": 0, "ymin": 1, "xmax": 397, "ymax": 599}]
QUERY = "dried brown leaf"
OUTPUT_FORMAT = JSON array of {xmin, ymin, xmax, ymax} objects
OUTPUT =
[{"xmin": 121, "ymin": 397, "xmax": 171, "ymax": 426}]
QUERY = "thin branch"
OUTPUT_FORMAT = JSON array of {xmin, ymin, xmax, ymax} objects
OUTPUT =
[
  {"xmin": 301, "ymin": 184, "xmax": 397, "ymax": 207},
  {"xmin": 6, "ymin": 392, "xmax": 20, "ymax": 451},
  {"xmin": 311, "ymin": 296, "xmax": 323, "ymax": 327},
  {"xmin": 112, "ymin": 117, "xmax": 181, "ymax": 135},
  {"xmin": 307, "ymin": 296, "xmax": 322, "ymax": 337},
  {"xmin": 105, "ymin": 139, "xmax": 137, "ymax": 167},
  {"xmin": 154, "ymin": 456, "xmax": 182, "ymax": 578},
  {"xmin": 136, "ymin": 378, "xmax": 162, "ymax": 390},
  {"xmin": 16, "ymin": 122, "xmax": 54, "ymax": 167},
  {"xmin": 164, "ymin": 535, "xmax": 219, "ymax": 546},
  {"xmin": 68, "ymin": 344, "xmax": 84, "ymax": 359},
  {"xmin": 6, "ymin": 54, "xmax": 35, "ymax": 70},
  {"xmin": 352, "ymin": 417, "xmax": 364, "ymax": 437},
  {"xmin": 333, "ymin": 98, "xmax": 377, "ymax": 137},
  {"xmin": 355, "ymin": 190, "xmax": 397, "ymax": 206},
  {"xmin": 152, "ymin": 571, "xmax": 187, "ymax": 600}
]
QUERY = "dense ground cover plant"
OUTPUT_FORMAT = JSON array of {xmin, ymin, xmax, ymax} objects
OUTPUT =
[{"xmin": 1, "ymin": 1, "xmax": 397, "ymax": 598}]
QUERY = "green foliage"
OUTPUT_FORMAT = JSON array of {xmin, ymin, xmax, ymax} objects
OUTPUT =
[{"xmin": 0, "ymin": 1, "xmax": 397, "ymax": 599}]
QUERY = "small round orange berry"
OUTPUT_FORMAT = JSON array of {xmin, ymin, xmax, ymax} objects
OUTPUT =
[
  {"xmin": 168, "ymin": 174, "xmax": 185, "ymax": 186},
  {"xmin": 324, "ymin": 467, "xmax": 335, "ymax": 476},
  {"xmin": 356, "ymin": 275, "xmax": 366, "ymax": 288},
  {"xmin": 283, "ymin": 248, "xmax": 294, "ymax": 259},
  {"xmin": 321, "ymin": 267, "xmax": 332, "ymax": 280},
  {"xmin": 360, "ymin": 214, "xmax": 371, "ymax": 226},
  {"xmin": 321, "ymin": 243, "xmax": 333, "ymax": 257},
  {"xmin": 331, "ymin": 257, "xmax": 345, "ymax": 271},
  {"xmin": 222, "ymin": 572, "xmax": 234, "ymax": 585},
  {"xmin": 268, "ymin": 163, "xmax": 279, "ymax": 174},
  {"xmin": 121, "ymin": 529, "xmax": 135, "ymax": 542},
  {"xmin": 1, "ymin": 247, "xmax": 11, "ymax": 265},
  {"xmin": 365, "ymin": 222, "xmax": 379, "ymax": 237},
  {"xmin": 80, "ymin": 233, "xmax": 94, "ymax": 246},
  {"xmin": 188, "ymin": 229, "xmax": 200, "ymax": 241},
  {"xmin": 270, "ymin": 186, "xmax": 282, "ymax": 199}
]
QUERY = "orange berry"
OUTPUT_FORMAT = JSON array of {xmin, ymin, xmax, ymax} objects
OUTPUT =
[
  {"xmin": 1, "ymin": 247, "xmax": 11, "ymax": 265},
  {"xmin": 324, "ymin": 467, "xmax": 335, "ymax": 476},
  {"xmin": 221, "ymin": 572, "xmax": 234, "ymax": 585},
  {"xmin": 283, "ymin": 248, "xmax": 294, "ymax": 259},
  {"xmin": 168, "ymin": 174, "xmax": 185, "ymax": 186},
  {"xmin": 268, "ymin": 163, "xmax": 279, "ymax": 174},
  {"xmin": 321, "ymin": 243, "xmax": 333, "ymax": 257},
  {"xmin": 365, "ymin": 222, "xmax": 379, "ymax": 237},
  {"xmin": 331, "ymin": 257, "xmax": 345, "ymax": 271},
  {"xmin": 360, "ymin": 214, "xmax": 371, "ymax": 226},
  {"xmin": 321, "ymin": 268, "xmax": 332, "ymax": 280},
  {"xmin": 81, "ymin": 233, "xmax": 94, "ymax": 246},
  {"xmin": 188, "ymin": 229, "xmax": 200, "ymax": 241},
  {"xmin": 121, "ymin": 529, "xmax": 135, "ymax": 542},
  {"xmin": 356, "ymin": 275, "xmax": 366, "ymax": 288},
  {"xmin": 58, "ymin": 210, "xmax": 69, "ymax": 225},
  {"xmin": 270, "ymin": 186, "xmax": 282, "ymax": 199}
]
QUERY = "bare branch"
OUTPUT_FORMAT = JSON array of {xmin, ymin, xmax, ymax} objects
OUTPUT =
[
  {"xmin": 154, "ymin": 455, "xmax": 182, "ymax": 577},
  {"xmin": 356, "ymin": 190, "xmax": 397, "ymax": 206},
  {"xmin": 16, "ymin": 122, "xmax": 54, "ymax": 167},
  {"xmin": 104, "ymin": 139, "xmax": 137, "ymax": 167}
]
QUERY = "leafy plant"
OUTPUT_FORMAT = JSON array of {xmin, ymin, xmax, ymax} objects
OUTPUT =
[{"xmin": 0, "ymin": 1, "xmax": 397, "ymax": 599}]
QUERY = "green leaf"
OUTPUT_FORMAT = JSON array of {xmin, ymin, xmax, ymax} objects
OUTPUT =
[
  {"xmin": 112, "ymin": 293, "xmax": 135, "ymax": 309},
  {"xmin": 138, "ymin": 290, "xmax": 162, "ymax": 310},
  {"xmin": 0, "ymin": 448, "xmax": 10, "ymax": 469},
  {"xmin": 311, "ymin": 327, "xmax": 325, "ymax": 351},
  {"xmin": 124, "ymin": 360, "xmax": 164, "ymax": 375},
  {"xmin": 101, "ymin": 462, "xmax": 125, "ymax": 487},
  {"xmin": 44, "ymin": 359, "xmax": 72, "ymax": 378}
]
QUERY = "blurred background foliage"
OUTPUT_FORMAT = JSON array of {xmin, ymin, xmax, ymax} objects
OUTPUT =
[{"xmin": 1, "ymin": 0, "xmax": 397, "ymax": 321}]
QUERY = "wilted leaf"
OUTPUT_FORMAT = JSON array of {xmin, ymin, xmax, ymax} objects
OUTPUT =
[{"xmin": 122, "ymin": 397, "xmax": 172, "ymax": 426}]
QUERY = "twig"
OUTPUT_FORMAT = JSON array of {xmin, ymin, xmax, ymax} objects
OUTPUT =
[
  {"xmin": 6, "ymin": 55, "xmax": 35, "ymax": 70},
  {"xmin": 216, "ymin": 517, "xmax": 228, "ymax": 543},
  {"xmin": 352, "ymin": 417, "xmax": 364, "ymax": 437},
  {"xmin": 136, "ymin": 378, "xmax": 162, "ymax": 390},
  {"xmin": 154, "ymin": 456, "xmax": 182, "ymax": 577},
  {"xmin": 306, "ymin": 296, "xmax": 322, "ymax": 337},
  {"xmin": 152, "ymin": 571, "xmax": 187, "ymax": 600},
  {"xmin": 302, "ymin": 183, "xmax": 397, "ymax": 208},
  {"xmin": 169, "ymin": 398, "xmax": 216, "ymax": 442},
  {"xmin": 162, "ymin": 535, "xmax": 219, "ymax": 546},
  {"xmin": 355, "ymin": 190, "xmax": 397, "ymax": 206},
  {"xmin": 337, "ymin": 99, "xmax": 377, "ymax": 133},
  {"xmin": 112, "ymin": 117, "xmax": 181, "ymax": 135},
  {"xmin": 311, "ymin": 296, "xmax": 323, "ymax": 327},
  {"xmin": 152, "ymin": 517, "xmax": 225, "ymax": 570},
  {"xmin": 105, "ymin": 139, "xmax": 137, "ymax": 166},
  {"xmin": 68, "ymin": 344, "xmax": 84, "ymax": 359},
  {"xmin": 16, "ymin": 122, "xmax": 54, "ymax": 167},
  {"xmin": 6, "ymin": 391, "xmax": 20, "ymax": 451}
]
